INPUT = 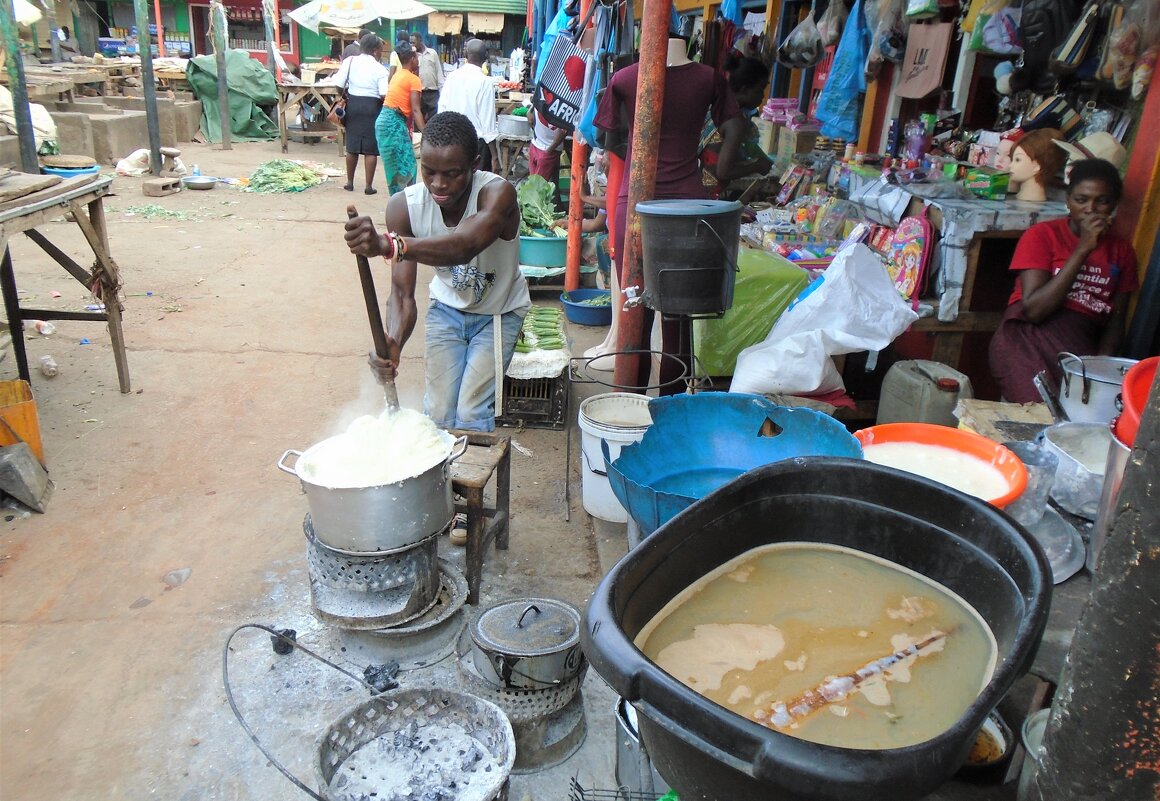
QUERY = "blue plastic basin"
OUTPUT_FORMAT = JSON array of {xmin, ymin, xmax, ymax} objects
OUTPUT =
[
  {"xmin": 603, "ymin": 393, "xmax": 863, "ymax": 535},
  {"xmin": 42, "ymin": 165, "xmax": 100, "ymax": 178},
  {"xmin": 519, "ymin": 231, "xmax": 567, "ymax": 267},
  {"xmin": 561, "ymin": 289, "xmax": 612, "ymax": 326}
]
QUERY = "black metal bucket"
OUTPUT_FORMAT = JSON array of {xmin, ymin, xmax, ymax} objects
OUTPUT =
[
  {"xmin": 581, "ymin": 458, "xmax": 1051, "ymax": 801},
  {"xmin": 636, "ymin": 199, "xmax": 741, "ymax": 317}
]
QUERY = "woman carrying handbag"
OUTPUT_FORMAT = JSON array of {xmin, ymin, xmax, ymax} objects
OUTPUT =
[{"xmin": 328, "ymin": 33, "xmax": 390, "ymax": 194}]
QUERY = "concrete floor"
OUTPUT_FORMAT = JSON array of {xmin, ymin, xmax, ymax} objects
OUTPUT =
[{"xmin": 0, "ymin": 139, "xmax": 1027, "ymax": 801}]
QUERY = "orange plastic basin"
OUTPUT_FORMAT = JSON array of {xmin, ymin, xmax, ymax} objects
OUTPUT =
[
  {"xmin": 854, "ymin": 423, "xmax": 1028, "ymax": 509},
  {"xmin": 1115, "ymin": 356, "xmax": 1157, "ymax": 448}
]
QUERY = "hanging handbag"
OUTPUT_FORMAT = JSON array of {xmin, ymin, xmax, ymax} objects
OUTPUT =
[
  {"xmin": 532, "ymin": 0, "xmax": 599, "ymax": 131},
  {"xmin": 1049, "ymin": 0, "xmax": 1101, "ymax": 74},
  {"xmin": 1023, "ymin": 93, "xmax": 1084, "ymax": 139},
  {"xmin": 326, "ymin": 71, "xmax": 351, "ymax": 127}
]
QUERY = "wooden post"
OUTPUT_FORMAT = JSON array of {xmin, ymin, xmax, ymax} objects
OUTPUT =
[
  {"xmin": 261, "ymin": 0, "xmax": 281, "ymax": 82},
  {"xmin": 211, "ymin": 0, "xmax": 232, "ymax": 149},
  {"xmin": 153, "ymin": 0, "xmax": 166, "ymax": 56},
  {"xmin": 44, "ymin": 0, "xmax": 63, "ymax": 62},
  {"xmin": 0, "ymin": 0, "xmax": 40, "ymax": 172},
  {"xmin": 613, "ymin": 0, "xmax": 670, "ymax": 389},
  {"xmin": 132, "ymin": 0, "xmax": 163, "ymax": 174},
  {"xmin": 563, "ymin": 0, "xmax": 593, "ymax": 293},
  {"xmin": 1028, "ymin": 379, "xmax": 1160, "ymax": 800}
]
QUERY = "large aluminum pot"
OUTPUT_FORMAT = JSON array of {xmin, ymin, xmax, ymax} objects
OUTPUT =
[
  {"xmin": 1057, "ymin": 352, "xmax": 1137, "ymax": 424},
  {"xmin": 277, "ymin": 434, "xmax": 467, "ymax": 554},
  {"xmin": 1041, "ymin": 422, "xmax": 1109, "ymax": 519},
  {"xmin": 470, "ymin": 598, "xmax": 586, "ymax": 690}
]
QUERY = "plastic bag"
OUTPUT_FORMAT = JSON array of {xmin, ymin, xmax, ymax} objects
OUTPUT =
[
  {"xmin": 969, "ymin": 0, "xmax": 1021, "ymax": 54},
  {"xmin": 778, "ymin": 13, "xmax": 825, "ymax": 68},
  {"xmin": 115, "ymin": 148, "xmax": 152, "ymax": 176},
  {"xmin": 905, "ymin": 0, "xmax": 939, "ymax": 20},
  {"xmin": 817, "ymin": 0, "xmax": 850, "ymax": 46},
  {"xmin": 866, "ymin": 0, "xmax": 907, "ymax": 80},
  {"xmin": 730, "ymin": 244, "xmax": 919, "ymax": 396},
  {"xmin": 816, "ymin": 0, "xmax": 870, "ymax": 141},
  {"xmin": 692, "ymin": 250, "xmax": 811, "ymax": 377}
]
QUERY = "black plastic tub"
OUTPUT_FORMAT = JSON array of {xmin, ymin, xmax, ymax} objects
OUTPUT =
[{"xmin": 582, "ymin": 457, "xmax": 1051, "ymax": 801}]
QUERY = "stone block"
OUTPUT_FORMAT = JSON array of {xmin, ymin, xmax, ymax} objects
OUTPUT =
[
  {"xmin": 0, "ymin": 135, "xmax": 21, "ymax": 168},
  {"xmin": 174, "ymin": 100, "xmax": 202, "ymax": 142},
  {"xmin": 103, "ymin": 96, "xmax": 177, "ymax": 147},
  {"xmin": 47, "ymin": 112, "xmax": 96, "ymax": 160},
  {"xmin": 89, "ymin": 110, "xmax": 150, "ymax": 165},
  {"xmin": 142, "ymin": 176, "xmax": 181, "ymax": 196}
]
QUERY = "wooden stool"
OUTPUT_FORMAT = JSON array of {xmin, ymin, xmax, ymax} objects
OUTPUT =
[{"xmin": 449, "ymin": 430, "xmax": 511, "ymax": 605}]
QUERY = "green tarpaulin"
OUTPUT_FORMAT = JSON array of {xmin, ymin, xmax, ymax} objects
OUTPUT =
[{"xmin": 187, "ymin": 50, "xmax": 279, "ymax": 142}]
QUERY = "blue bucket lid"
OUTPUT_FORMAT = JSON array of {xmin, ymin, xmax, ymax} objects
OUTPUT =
[{"xmin": 635, "ymin": 199, "xmax": 742, "ymax": 217}]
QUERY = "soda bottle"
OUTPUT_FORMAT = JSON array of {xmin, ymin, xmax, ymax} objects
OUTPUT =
[{"xmin": 39, "ymin": 355, "xmax": 59, "ymax": 377}]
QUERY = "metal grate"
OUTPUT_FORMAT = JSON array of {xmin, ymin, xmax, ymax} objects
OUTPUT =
[
  {"xmin": 568, "ymin": 777, "xmax": 668, "ymax": 801},
  {"xmin": 497, "ymin": 372, "xmax": 569, "ymax": 430}
]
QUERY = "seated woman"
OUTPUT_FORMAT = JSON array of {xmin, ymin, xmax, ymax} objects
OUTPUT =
[{"xmin": 989, "ymin": 159, "xmax": 1139, "ymax": 403}]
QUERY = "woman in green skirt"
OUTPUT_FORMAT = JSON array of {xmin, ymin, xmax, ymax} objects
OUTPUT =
[{"xmin": 376, "ymin": 46, "xmax": 426, "ymax": 194}]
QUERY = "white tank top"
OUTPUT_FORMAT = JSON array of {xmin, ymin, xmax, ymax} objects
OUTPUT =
[{"xmin": 405, "ymin": 171, "xmax": 531, "ymax": 316}]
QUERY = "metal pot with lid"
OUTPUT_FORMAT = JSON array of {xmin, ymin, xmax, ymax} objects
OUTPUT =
[
  {"xmin": 470, "ymin": 598, "xmax": 585, "ymax": 690},
  {"xmin": 1057, "ymin": 352, "xmax": 1138, "ymax": 424}
]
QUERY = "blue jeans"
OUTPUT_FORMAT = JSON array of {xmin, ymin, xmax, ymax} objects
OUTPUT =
[{"xmin": 424, "ymin": 300, "xmax": 526, "ymax": 431}]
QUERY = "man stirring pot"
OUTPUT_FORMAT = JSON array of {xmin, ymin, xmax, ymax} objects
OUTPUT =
[{"xmin": 344, "ymin": 111, "xmax": 530, "ymax": 432}]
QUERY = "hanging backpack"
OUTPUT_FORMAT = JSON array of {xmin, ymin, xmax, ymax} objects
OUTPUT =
[
  {"xmin": 885, "ymin": 210, "xmax": 934, "ymax": 309},
  {"xmin": 1017, "ymin": 0, "xmax": 1083, "ymax": 91}
]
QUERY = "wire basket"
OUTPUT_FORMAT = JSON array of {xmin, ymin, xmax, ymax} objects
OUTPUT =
[
  {"xmin": 315, "ymin": 688, "xmax": 516, "ymax": 801},
  {"xmin": 568, "ymin": 777, "xmax": 668, "ymax": 801}
]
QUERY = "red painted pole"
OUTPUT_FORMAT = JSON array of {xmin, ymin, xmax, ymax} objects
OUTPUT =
[
  {"xmin": 153, "ymin": 0, "xmax": 166, "ymax": 56},
  {"xmin": 564, "ymin": 0, "xmax": 592, "ymax": 292},
  {"xmin": 613, "ymin": 0, "xmax": 670, "ymax": 389}
]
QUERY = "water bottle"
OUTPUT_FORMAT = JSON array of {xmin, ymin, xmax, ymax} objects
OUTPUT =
[
  {"xmin": 192, "ymin": 164, "xmax": 201, "ymax": 177},
  {"xmin": 23, "ymin": 320, "xmax": 56, "ymax": 335},
  {"xmin": 39, "ymin": 355, "xmax": 59, "ymax": 378}
]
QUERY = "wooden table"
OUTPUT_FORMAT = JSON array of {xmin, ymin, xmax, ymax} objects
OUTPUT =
[
  {"xmin": 154, "ymin": 67, "xmax": 192, "ymax": 92},
  {"xmin": 0, "ymin": 174, "xmax": 130, "ymax": 393},
  {"xmin": 496, "ymin": 134, "xmax": 530, "ymax": 181},
  {"xmin": 276, "ymin": 83, "xmax": 345, "ymax": 156}
]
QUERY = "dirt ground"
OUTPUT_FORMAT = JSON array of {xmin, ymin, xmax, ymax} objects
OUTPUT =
[{"xmin": 0, "ymin": 139, "xmax": 1028, "ymax": 801}]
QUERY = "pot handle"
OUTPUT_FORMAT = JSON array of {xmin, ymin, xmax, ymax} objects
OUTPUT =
[
  {"xmin": 449, "ymin": 435, "xmax": 469, "ymax": 464},
  {"xmin": 1057, "ymin": 351, "xmax": 1089, "ymax": 404},
  {"xmin": 277, "ymin": 450, "xmax": 303, "ymax": 476}
]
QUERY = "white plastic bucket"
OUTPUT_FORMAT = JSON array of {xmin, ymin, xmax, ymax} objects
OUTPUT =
[{"xmin": 578, "ymin": 393, "xmax": 653, "ymax": 522}]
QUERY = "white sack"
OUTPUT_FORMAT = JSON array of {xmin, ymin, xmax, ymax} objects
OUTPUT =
[
  {"xmin": 730, "ymin": 244, "xmax": 919, "ymax": 396},
  {"xmin": 0, "ymin": 86, "xmax": 58, "ymax": 148}
]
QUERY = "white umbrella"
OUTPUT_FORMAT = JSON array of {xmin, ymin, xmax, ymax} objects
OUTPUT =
[
  {"xmin": 288, "ymin": 0, "xmax": 435, "ymax": 33},
  {"xmin": 14, "ymin": 0, "xmax": 43, "ymax": 25}
]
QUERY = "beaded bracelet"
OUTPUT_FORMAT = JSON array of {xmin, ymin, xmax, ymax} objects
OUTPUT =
[{"xmin": 380, "ymin": 231, "xmax": 409, "ymax": 263}]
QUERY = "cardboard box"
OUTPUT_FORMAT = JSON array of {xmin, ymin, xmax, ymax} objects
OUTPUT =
[
  {"xmin": 754, "ymin": 119, "xmax": 781, "ymax": 155},
  {"xmin": 963, "ymin": 166, "xmax": 1010, "ymax": 200},
  {"xmin": 778, "ymin": 128, "xmax": 819, "ymax": 162}
]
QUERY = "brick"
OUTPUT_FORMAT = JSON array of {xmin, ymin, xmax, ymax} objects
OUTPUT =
[{"xmin": 142, "ymin": 177, "xmax": 181, "ymax": 197}]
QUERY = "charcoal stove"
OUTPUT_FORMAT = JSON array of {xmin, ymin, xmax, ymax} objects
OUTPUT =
[
  {"xmin": 455, "ymin": 621, "xmax": 588, "ymax": 774},
  {"xmin": 304, "ymin": 513, "xmax": 447, "ymax": 631}
]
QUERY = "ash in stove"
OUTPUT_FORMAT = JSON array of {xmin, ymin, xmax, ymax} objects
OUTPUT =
[{"xmin": 328, "ymin": 720, "xmax": 499, "ymax": 801}]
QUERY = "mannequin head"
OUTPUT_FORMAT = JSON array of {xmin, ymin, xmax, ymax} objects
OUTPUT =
[
  {"xmin": 1010, "ymin": 129, "xmax": 1065, "ymax": 201},
  {"xmin": 994, "ymin": 128, "xmax": 1024, "ymax": 171}
]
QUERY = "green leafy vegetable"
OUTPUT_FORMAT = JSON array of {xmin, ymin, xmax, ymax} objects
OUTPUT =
[
  {"xmin": 517, "ymin": 175, "xmax": 558, "ymax": 235},
  {"xmin": 246, "ymin": 160, "xmax": 323, "ymax": 193}
]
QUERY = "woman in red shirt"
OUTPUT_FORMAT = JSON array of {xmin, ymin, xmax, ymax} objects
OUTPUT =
[{"xmin": 989, "ymin": 159, "xmax": 1139, "ymax": 403}]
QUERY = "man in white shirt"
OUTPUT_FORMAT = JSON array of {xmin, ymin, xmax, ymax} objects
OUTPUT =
[
  {"xmin": 437, "ymin": 39, "xmax": 499, "ymax": 172},
  {"xmin": 411, "ymin": 33, "xmax": 444, "ymax": 123}
]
